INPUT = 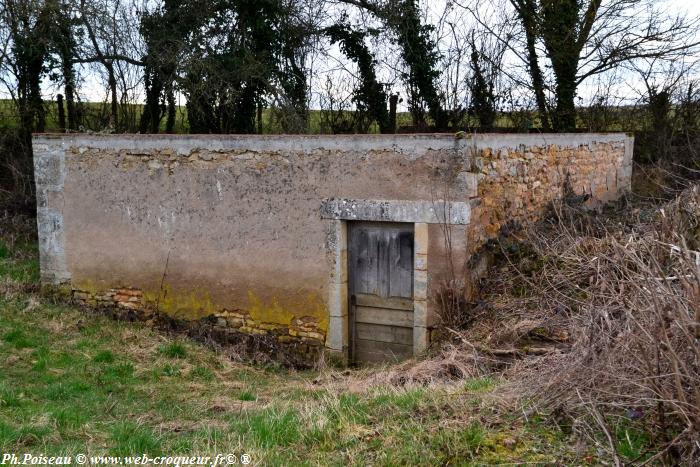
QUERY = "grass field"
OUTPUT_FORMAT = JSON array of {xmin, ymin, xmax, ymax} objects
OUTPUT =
[
  {"xmin": 0, "ymin": 99, "xmax": 420, "ymax": 135},
  {"xmin": 0, "ymin": 221, "xmax": 620, "ymax": 465},
  {"xmin": 1, "ymin": 97, "xmax": 648, "ymax": 136},
  {"xmin": 0, "ymin": 99, "xmax": 191, "ymax": 134},
  {"xmin": 6, "ymin": 98, "xmax": 622, "ymax": 135}
]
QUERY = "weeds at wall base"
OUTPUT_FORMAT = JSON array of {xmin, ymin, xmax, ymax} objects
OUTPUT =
[{"xmin": 39, "ymin": 286, "xmax": 325, "ymax": 370}]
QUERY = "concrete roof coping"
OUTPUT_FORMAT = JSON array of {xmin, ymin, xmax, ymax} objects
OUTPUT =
[{"xmin": 33, "ymin": 132, "xmax": 633, "ymax": 153}]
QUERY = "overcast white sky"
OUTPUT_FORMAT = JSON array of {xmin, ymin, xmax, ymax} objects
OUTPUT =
[{"xmin": 674, "ymin": 0, "xmax": 699, "ymax": 14}]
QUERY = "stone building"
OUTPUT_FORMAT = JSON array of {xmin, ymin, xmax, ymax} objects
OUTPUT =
[{"xmin": 33, "ymin": 133, "xmax": 633, "ymax": 365}]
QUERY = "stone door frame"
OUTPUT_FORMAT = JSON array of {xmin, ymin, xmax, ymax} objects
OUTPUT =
[{"xmin": 321, "ymin": 198, "xmax": 470, "ymax": 363}]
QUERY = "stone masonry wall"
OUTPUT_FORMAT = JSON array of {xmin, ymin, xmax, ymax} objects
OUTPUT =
[
  {"xmin": 465, "ymin": 137, "xmax": 632, "ymax": 252},
  {"xmin": 33, "ymin": 133, "xmax": 632, "ymax": 364}
]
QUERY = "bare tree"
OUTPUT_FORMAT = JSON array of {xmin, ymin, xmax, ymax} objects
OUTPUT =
[{"xmin": 460, "ymin": 0, "xmax": 700, "ymax": 132}]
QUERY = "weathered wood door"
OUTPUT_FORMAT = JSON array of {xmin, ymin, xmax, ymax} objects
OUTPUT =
[{"xmin": 348, "ymin": 222, "xmax": 414, "ymax": 364}]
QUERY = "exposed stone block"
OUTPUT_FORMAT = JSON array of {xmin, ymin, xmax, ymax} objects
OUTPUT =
[
  {"xmin": 413, "ymin": 326, "xmax": 429, "ymax": 355},
  {"xmin": 296, "ymin": 330, "xmax": 325, "ymax": 341},
  {"xmin": 226, "ymin": 317, "xmax": 245, "ymax": 327},
  {"xmin": 414, "ymin": 223, "xmax": 429, "ymax": 255},
  {"xmin": 415, "ymin": 253, "xmax": 428, "ymax": 271},
  {"xmin": 239, "ymin": 326, "xmax": 267, "ymax": 335}
]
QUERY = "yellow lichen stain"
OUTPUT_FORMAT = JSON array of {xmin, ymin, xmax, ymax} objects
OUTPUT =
[
  {"xmin": 247, "ymin": 291, "xmax": 328, "ymax": 332},
  {"xmin": 72, "ymin": 279, "xmax": 107, "ymax": 295},
  {"xmin": 71, "ymin": 280, "xmax": 329, "ymax": 331},
  {"xmin": 142, "ymin": 287, "xmax": 328, "ymax": 330},
  {"xmin": 142, "ymin": 284, "xmax": 219, "ymax": 320}
]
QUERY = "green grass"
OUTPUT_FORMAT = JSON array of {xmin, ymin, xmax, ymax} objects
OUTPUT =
[
  {"xmin": 0, "ymin": 99, "xmax": 191, "ymax": 134},
  {"xmin": 237, "ymin": 390, "xmax": 257, "ymax": 402},
  {"xmin": 615, "ymin": 421, "xmax": 651, "ymax": 461},
  {"xmin": 93, "ymin": 350, "xmax": 115, "ymax": 363},
  {"xmin": 464, "ymin": 376, "xmax": 495, "ymax": 392},
  {"xmin": 0, "ymin": 98, "xmax": 565, "ymax": 135},
  {"xmin": 158, "ymin": 342, "xmax": 187, "ymax": 359},
  {"xmin": 231, "ymin": 409, "xmax": 302, "ymax": 448},
  {"xmin": 0, "ymin": 224, "xmax": 578, "ymax": 465}
]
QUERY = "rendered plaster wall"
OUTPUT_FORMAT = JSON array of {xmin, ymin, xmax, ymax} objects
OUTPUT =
[{"xmin": 33, "ymin": 133, "xmax": 632, "ymax": 362}]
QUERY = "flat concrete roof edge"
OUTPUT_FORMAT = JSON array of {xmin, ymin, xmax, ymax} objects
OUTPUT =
[
  {"xmin": 33, "ymin": 132, "xmax": 632, "ymax": 153},
  {"xmin": 33, "ymin": 132, "xmax": 631, "ymax": 139}
]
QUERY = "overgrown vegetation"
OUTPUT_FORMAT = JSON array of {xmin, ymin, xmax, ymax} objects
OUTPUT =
[
  {"xmin": 1, "ymin": 0, "xmax": 699, "ymax": 462},
  {"xmin": 2, "ymin": 177, "xmax": 699, "ymax": 463},
  {"xmin": 325, "ymin": 19, "xmax": 391, "ymax": 133},
  {"xmin": 0, "ymin": 213, "xmax": 580, "ymax": 465},
  {"xmin": 510, "ymin": 187, "xmax": 700, "ymax": 464},
  {"xmin": 427, "ymin": 181, "xmax": 700, "ymax": 464}
]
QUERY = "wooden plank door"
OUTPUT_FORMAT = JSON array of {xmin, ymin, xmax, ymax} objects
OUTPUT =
[{"xmin": 348, "ymin": 222, "xmax": 414, "ymax": 364}]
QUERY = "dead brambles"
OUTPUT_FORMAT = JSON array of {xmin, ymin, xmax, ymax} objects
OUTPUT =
[
  {"xmin": 480, "ymin": 184, "xmax": 700, "ymax": 465},
  {"xmin": 380, "ymin": 184, "xmax": 700, "ymax": 464}
]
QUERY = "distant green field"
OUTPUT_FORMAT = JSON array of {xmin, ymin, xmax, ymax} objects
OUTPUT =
[
  {"xmin": 0, "ymin": 99, "xmax": 190, "ymax": 134},
  {"xmin": 0, "ymin": 98, "xmax": 649, "ymax": 134},
  {"xmin": 0, "ymin": 99, "xmax": 420, "ymax": 134}
]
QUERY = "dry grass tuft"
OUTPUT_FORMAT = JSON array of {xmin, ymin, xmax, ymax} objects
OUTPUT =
[
  {"xmin": 478, "ymin": 184, "xmax": 700, "ymax": 464},
  {"xmin": 363, "ymin": 344, "xmax": 488, "ymax": 387}
]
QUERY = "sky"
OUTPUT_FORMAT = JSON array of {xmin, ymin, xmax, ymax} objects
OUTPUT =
[{"xmin": 674, "ymin": 0, "xmax": 700, "ymax": 16}]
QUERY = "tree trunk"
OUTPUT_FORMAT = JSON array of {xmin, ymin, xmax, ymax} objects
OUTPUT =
[
  {"xmin": 140, "ymin": 72, "xmax": 163, "ymax": 134},
  {"xmin": 107, "ymin": 62, "xmax": 118, "ymax": 130},
  {"xmin": 65, "ymin": 81, "xmax": 76, "ymax": 131},
  {"xmin": 62, "ymin": 59, "xmax": 77, "ymax": 131},
  {"xmin": 552, "ymin": 67, "xmax": 578, "ymax": 132},
  {"xmin": 514, "ymin": 0, "xmax": 551, "ymax": 131},
  {"xmin": 165, "ymin": 88, "xmax": 176, "ymax": 133},
  {"xmin": 30, "ymin": 74, "xmax": 45, "ymax": 133},
  {"xmin": 541, "ymin": 0, "xmax": 581, "ymax": 132},
  {"xmin": 389, "ymin": 94, "xmax": 398, "ymax": 134},
  {"xmin": 524, "ymin": 34, "xmax": 551, "ymax": 131},
  {"xmin": 57, "ymin": 94, "xmax": 66, "ymax": 132}
]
